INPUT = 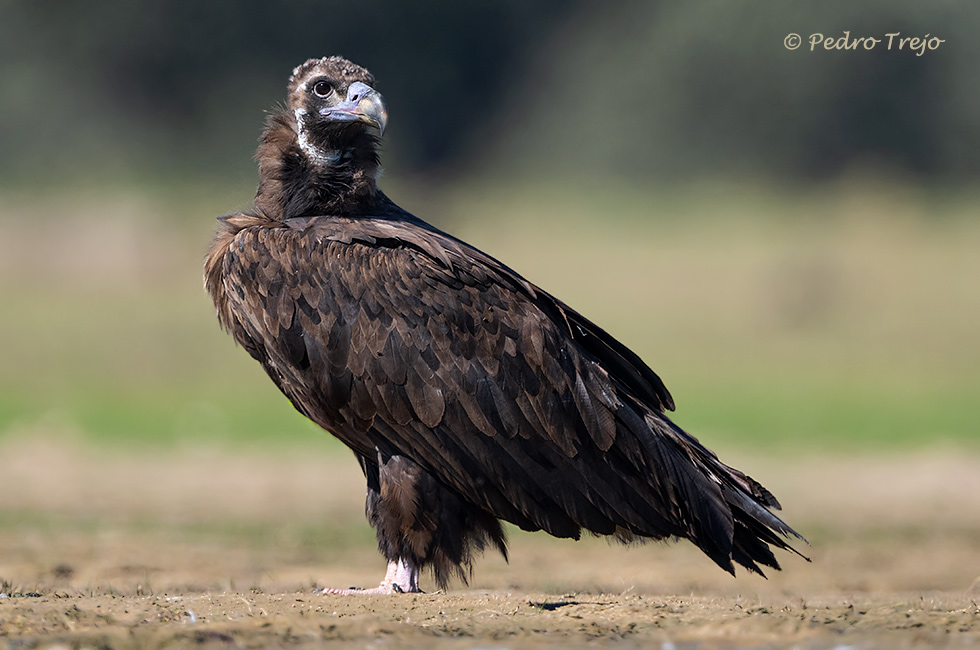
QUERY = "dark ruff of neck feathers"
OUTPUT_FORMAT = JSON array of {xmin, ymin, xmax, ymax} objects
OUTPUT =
[{"xmin": 253, "ymin": 111, "xmax": 382, "ymax": 221}]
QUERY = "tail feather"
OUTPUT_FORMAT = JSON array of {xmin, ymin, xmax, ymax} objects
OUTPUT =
[
  {"xmin": 726, "ymin": 490, "xmax": 810, "ymax": 577},
  {"xmin": 657, "ymin": 413, "xmax": 809, "ymax": 576}
]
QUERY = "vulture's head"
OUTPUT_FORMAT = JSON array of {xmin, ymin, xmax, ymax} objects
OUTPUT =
[{"xmin": 287, "ymin": 56, "xmax": 388, "ymax": 167}]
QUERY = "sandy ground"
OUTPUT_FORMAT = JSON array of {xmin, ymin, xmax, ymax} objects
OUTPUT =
[{"xmin": 1, "ymin": 436, "xmax": 979, "ymax": 649}]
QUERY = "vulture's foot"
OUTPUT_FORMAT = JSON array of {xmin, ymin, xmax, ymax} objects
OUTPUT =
[{"xmin": 317, "ymin": 559, "xmax": 421, "ymax": 595}]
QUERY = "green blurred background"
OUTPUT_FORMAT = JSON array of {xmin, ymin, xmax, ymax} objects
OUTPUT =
[{"xmin": 1, "ymin": 1, "xmax": 978, "ymax": 455}]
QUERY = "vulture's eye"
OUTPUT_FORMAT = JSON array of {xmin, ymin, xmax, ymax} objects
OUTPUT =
[{"xmin": 312, "ymin": 81, "xmax": 334, "ymax": 98}]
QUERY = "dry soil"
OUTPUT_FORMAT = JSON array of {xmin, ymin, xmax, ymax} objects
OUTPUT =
[{"xmin": 1, "ymin": 436, "xmax": 978, "ymax": 649}]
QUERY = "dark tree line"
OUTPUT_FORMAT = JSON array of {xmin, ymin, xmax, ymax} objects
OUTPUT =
[{"xmin": 1, "ymin": 1, "xmax": 976, "ymax": 186}]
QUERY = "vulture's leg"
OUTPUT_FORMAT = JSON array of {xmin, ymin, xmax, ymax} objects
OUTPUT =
[
  {"xmin": 318, "ymin": 448, "xmax": 505, "ymax": 594},
  {"xmin": 316, "ymin": 451, "xmax": 426, "ymax": 594}
]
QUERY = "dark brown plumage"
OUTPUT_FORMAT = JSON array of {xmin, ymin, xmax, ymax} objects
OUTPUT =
[{"xmin": 205, "ymin": 56, "xmax": 805, "ymax": 594}]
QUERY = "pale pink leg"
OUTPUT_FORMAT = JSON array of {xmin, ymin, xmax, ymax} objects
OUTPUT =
[{"xmin": 317, "ymin": 559, "xmax": 421, "ymax": 595}]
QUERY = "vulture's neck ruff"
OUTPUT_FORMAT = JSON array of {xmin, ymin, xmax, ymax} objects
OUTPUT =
[{"xmin": 254, "ymin": 57, "xmax": 387, "ymax": 221}]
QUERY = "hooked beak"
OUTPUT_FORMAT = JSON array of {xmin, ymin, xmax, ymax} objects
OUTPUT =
[{"xmin": 320, "ymin": 81, "xmax": 388, "ymax": 136}]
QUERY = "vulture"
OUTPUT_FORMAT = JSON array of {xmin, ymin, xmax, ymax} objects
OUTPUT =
[{"xmin": 205, "ymin": 56, "xmax": 805, "ymax": 594}]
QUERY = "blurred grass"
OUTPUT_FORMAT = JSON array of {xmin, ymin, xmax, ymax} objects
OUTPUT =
[{"xmin": 0, "ymin": 178, "xmax": 977, "ymax": 453}]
